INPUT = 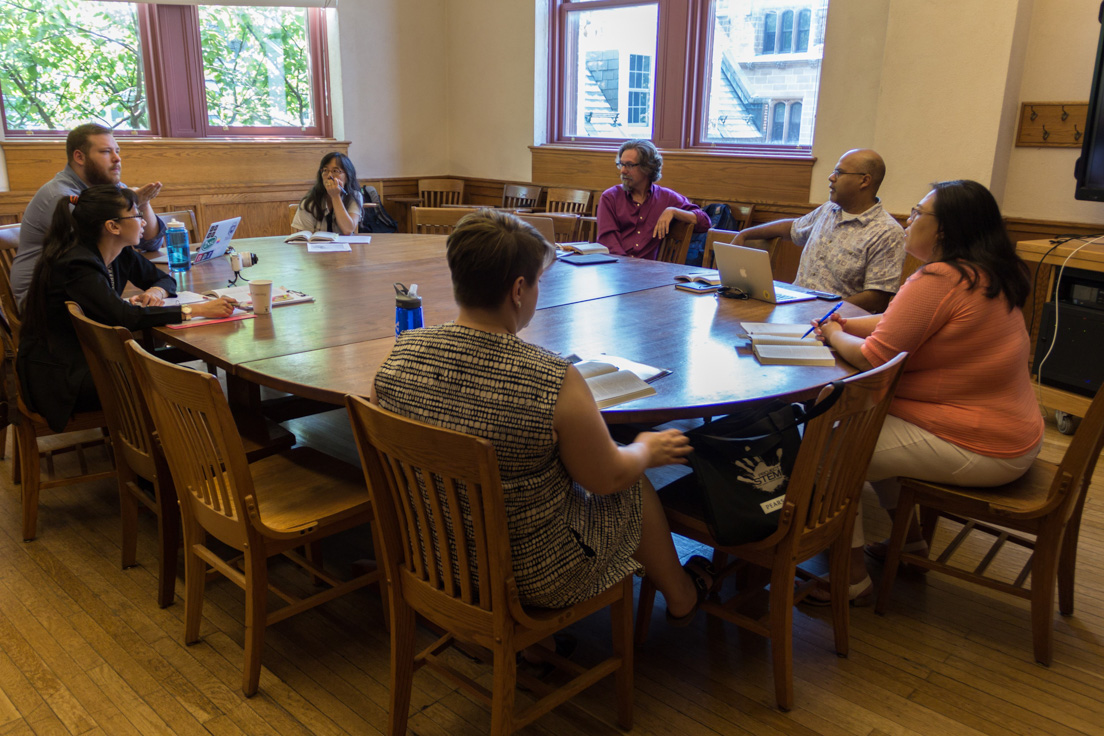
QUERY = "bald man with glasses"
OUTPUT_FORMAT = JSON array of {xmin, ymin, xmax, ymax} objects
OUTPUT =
[
  {"xmin": 596, "ymin": 139, "xmax": 710, "ymax": 261},
  {"xmin": 732, "ymin": 148, "xmax": 904, "ymax": 313}
]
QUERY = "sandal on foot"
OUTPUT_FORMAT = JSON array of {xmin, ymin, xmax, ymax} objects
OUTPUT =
[
  {"xmin": 802, "ymin": 574, "xmax": 874, "ymax": 608},
  {"xmin": 666, "ymin": 555, "xmax": 715, "ymax": 627},
  {"xmin": 864, "ymin": 539, "xmax": 929, "ymax": 572}
]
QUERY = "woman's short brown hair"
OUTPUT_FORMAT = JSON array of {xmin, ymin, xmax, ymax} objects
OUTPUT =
[{"xmin": 446, "ymin": 209, "xmax": 555, "ymax": 310}]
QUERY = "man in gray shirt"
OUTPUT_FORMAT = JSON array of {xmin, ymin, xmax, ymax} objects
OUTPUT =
[
  {"xmin": 11, "ymin": 123, "xmax": 165, "ymax": 307},
  {"xmin": 732, "ymin": 148, "xmax": 904, "ymax": 313}
]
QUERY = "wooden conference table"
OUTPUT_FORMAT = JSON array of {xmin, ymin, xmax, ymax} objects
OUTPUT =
[{"xmin": 156, "ymin": 233, "xmax": 861, "ymax": 424}]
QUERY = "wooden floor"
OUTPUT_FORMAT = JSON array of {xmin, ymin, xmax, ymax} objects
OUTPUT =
[{"xmin": 0, "ymin": 412, "xmax": 1102, "ymax": 736}]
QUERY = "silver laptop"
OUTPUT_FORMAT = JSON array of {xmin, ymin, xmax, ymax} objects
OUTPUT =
[
  {"xmin": 150, "ymin": 216, "xmax": 240, "ymax": 265},
  {"xmin": 713, "ymin": 243, "xmax": 816, "ymax": 304},
  {"xmin": 514, "ymin": 214, "xmax": 556, "ymax": 245}
]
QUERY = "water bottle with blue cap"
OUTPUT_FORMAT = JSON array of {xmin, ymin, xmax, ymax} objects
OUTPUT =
[{"xmin": 394, "ymin": 282, "xmax": 423, "ymax": 336}]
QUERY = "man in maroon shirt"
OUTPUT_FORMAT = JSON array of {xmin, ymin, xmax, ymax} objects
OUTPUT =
[{"xmin": 596, "ymin": 140, "xmax": 710, "ymax": 260}]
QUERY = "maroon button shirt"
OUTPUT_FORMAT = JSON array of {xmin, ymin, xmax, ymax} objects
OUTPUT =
[{"xmin": 596, "ymin": 184, "xmax": 710, "ymax": 260}]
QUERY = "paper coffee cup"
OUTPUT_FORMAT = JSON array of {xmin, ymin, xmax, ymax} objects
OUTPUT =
[{"xmin": 249, "ymin": 280, "xmax": 273, "ymax": 315}]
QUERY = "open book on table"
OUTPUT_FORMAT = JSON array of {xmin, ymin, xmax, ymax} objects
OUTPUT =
[
  {"xmin": 674, "ymin": 270, "xmax": 720, "ymax": 286},
  {"xmin": 557, "ymin": 241, "xmax": 609, "ymax": 255},
  {"xmin": 566, "ymin": 353, "xmax": 670, "ymax": 409},
  {"xmin": 198, "ymin": 285, "xmax": 314, "ymax": 309},
  {"xmin": 739, "ymin": 322, "xmax": 836, "ymax": 366},
  {"xmin": 285, "ymin": 230, "xmax": 338, "ymax": 244}
]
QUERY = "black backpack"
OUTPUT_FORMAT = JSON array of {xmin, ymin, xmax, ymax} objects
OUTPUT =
[
  {"xmin": 359, "ymin": 185, "xmax": 399, "ymax": 233},
  {"xmin": 685, "ymin": 203, "xmax": 740, "ymax": 266}
]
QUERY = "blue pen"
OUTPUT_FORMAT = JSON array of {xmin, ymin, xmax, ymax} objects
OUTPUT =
[{"xmin": 802, "ymin": 302, "xmax": 843, "ymax": 339}]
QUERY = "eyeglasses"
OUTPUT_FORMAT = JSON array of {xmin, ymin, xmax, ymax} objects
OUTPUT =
[
  {"xmin": 615, "ymin": 161, "xmax": 641, "ymax": 170},
  {"xmin": 831, "ymin": 169, "xmax": 866, "ymax": 178},
  {"xmin": 910, "ymin": 206, "xmax": 936, "ymax": 219},
  {"xmin": 320, "ymin": 168, "xmax": 345, "ymax": 176},
  {"xmin": 113, "ymin": 214, "xmax": 144, "ymax": 222}
]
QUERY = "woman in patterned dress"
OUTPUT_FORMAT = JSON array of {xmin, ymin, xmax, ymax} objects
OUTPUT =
[{"xmin": 372, "ymin": 209, "xmax": 711, "ymax": 623}]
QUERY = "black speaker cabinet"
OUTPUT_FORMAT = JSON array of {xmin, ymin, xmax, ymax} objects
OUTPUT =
[{"xmin": 1034, "ymin": 302, "xmax": 1104, "ymax": 398}]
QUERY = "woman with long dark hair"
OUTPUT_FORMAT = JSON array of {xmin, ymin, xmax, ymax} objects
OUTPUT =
[
  {"xmin": 18, "ymin": 185, "xmax": 234, "ymax": 432},
  {"xmin": 809, "ymin": 179, "xmax": 1044, "ymax": 604},
  {"xmin": 291, "ymin": 152, "xmax": 362, "ymax": 235}
]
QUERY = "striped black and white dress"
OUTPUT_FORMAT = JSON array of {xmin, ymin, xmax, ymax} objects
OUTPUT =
[{"xmin": 373, "ymin": 323, "xmax": 643, "ymax": 608}]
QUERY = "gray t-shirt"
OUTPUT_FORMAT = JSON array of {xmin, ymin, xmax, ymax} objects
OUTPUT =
[
  {"xmin": 790, "ymin": 200, "xmax": 905, "ymax": 297},
  {"xmin": 11, "ymin": 165, "xmax": 164, "ymax": 306}
]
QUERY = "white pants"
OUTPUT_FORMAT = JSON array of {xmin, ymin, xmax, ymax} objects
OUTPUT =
[{"xmin": 850, "ymin": 414, "xmax": 1042, "ymax": 547}]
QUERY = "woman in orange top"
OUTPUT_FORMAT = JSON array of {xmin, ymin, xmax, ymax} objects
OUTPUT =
[{"xmin": 810, "ymin": 179, "xmax": 1044, "ymax": 604}]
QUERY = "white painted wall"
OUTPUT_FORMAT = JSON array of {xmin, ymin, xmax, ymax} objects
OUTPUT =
[
  {"xmin": 334, "ymin": 0, "xmax": 450, "ymax": 178},
  {"xmin": 1003, "ymin": 0, "xmax": 1104, "ymax": 224},
  {"xmin": 444, "ymin": 0, "xmax": 538, "ymax": 182}
]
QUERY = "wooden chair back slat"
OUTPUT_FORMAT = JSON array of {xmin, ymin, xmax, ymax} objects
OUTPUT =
[
  {"xmin": 0, "ymin": 224, "xmax": 21, "ymax": 319},
  {"xmin": 418, "ymin": 179, "xmax": 464, "ymax": 208},
  {"xmin": 545, "ymin": 187, "xmax": 590, "ymax": 214},
  {"xmin": 783, "ymin": 353, "xmax": 907, "ymax": 542},
  {"xmin": 157, "ymin": 210, "xmax": 199, "ymax": 244},
  {"xmin": 1053, "ymin": 385, "xmax": 1104, "ymax": 523},
  {"xmin": 67, "ymin": 304, "xmax": 157, "ymax": 478},
  {"xmin": 126, "ymin": 340, "xmax": 254, "ymax": 547},
  {"xmin": 703, "ymin": 228, "xmax": 780, "ymax": 271},
  {"xmin": 577, "ymin": 215, "xmax": 598, "ymax": 243},
  {"xmin": 347, "ymin": 397, "xmax": 500, "ymax": 613},
  {"xmin": 502, "ymin": 184, "xmax": 542, "ymax": 210},
  {"xmin": 411, "ymin": 206, "xmax": 479, "ymax": 235},
  {"xmin": 731, "ymin": 203, "xmax": 756, "ymax": 230},
  {"xmin": 655, "ymin": 219, "xmax": 694, "ymax": 264}
]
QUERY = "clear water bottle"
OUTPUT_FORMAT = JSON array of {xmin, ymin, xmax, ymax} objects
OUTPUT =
[
  {"xmin": 166, "ymin": 219, "xmax": 191, "ymax": 273},
  {"xmin": 394, "ymin": 282, "xmax": 423, "ymax": 337}
]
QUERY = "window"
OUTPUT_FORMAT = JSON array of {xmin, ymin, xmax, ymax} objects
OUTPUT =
[
  {"xmin": 552, "ymin": 0, "xmax": 827, "ymax": 151},
  {"xmin": 786, "ymin": 101, "xmax": 802, "ymax": 143},
  {"xmin": 556, "ymin": 1, "xmax": 658, "ymax": 139},
  {"xmin": 779, "ymin": 10, "xmax": 793, "ymax": 53},
  {"xmin": 628, "ymin": 54, "xmax": 652, "ymax": 125},
  {"xmin": 0, "ymin": 0, "xmax": 329, "ymax": 138},
  {"xmin": 763, "ymin": 12, "xmax": 777, "ymax": 55}
]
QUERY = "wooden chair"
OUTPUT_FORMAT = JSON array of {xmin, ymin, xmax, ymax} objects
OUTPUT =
[
  {"xmin": 287, "ymin": 202, "xmax": 300, "ymax": 232},
  {"xmin": 0, "ymin": 223, "xmax": 19, "ymax": 460},
  {"xmin": 125, "ymin": 340, "xmax": 384, "ymax": 696},
  {"xmin": 515, "ymin": 213, "xmax": 581, "ymax": 245},
  {"xmin": 731, "ymin": 203, "xmax": 756, "ymax": 231},
  {"xmin": 418, "ymin": 178, "xmax": 465, "ymax": 207},
  {"xmin": 576, "ymin": 215, "xmax": 599, "ymax": 243},
  {"xmin": 899, "ymin": 253, "xmax": 924, "ymax": 286},
  {"xmin": 545, "ymin": 187, "xmax": 591, "ymax": 214},
  {"xmin": 67, "ymin": 303, "xmax": 294, "ymax": 607},
  {"xmin": 636, "ymin": 353, "xmax": 908, "ymax": 711},
  {"xmin": 655, "ymin": 219, "xmax": 695, "ymax": 264},
  {"xmin": 876, "ymin": 385, "xmax": 1104, "ymax": 666},
  {"xmin": 0, "ymin": 300, "xmax": 115, "ymax": 541},
  {"xmin": 502, "ymin": 184, "xmax": 542, "ymax": 210},
  {"xmin": 703, "ymin": 228, "xmax": 780, "ymax": 270},
  {"xmin": 411, "ymin": 206, "xmax": 479, "ymax": 235},
  {"xmin": 346, "ymin": 396, "xmax": 634, "ymax": 735},
  {"xmin": 157, "ymin": 209, "xmax": 199, "ymax": 244}
]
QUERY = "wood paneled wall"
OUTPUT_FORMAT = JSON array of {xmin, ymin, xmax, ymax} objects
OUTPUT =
[
  {"xmin": 531, "ymin": 145, "xmax": 816, "ymax": 205},
  {"xmin": 2, "ymin": 139, "xmax": 1100, "ymax": 249}
]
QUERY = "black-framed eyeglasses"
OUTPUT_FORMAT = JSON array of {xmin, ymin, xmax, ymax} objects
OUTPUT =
[
  {"xmin": 615, "ymin": 161, "xmax": 641, "ymax": 170},
  {"xmin": 910, "ymin": 206, "xmax": 936, "ymax": 219},
  {"xmin": 113, "ymin": 214, "xmax": 144, "ymax": 222},
  {"xmin": 831, "ymin": 169, "xmax": 866, "ymax": 178},
  {"xmin": 320, "ymin": 168, "xmax": 344, "ymax": 176}
]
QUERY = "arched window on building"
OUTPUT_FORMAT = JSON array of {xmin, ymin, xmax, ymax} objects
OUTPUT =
[
  {"xmin": 763, "ymin": 12, "xmax": 777, "ymax": 54},
  {"xmin": 786, "ymin": 101, "xmax": 802, "ymax": 143},
  {"xmin": 796, "ymin": 9, "xmax": 811, "ymax": 52},
  {"xmin": 780, "ymin": 10, "xmax": 794, "ymax": 53},
  {"xmin": 771, "ymin": 102, "xmax": 786, "ymax": 142}
]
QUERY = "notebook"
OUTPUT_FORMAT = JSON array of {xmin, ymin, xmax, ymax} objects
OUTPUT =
[
  {"xmin": 712, "ymin": 243, "xmax": 817, "ymax": 304},
  {"xmin": 150, "ymin": 216, "xmax": 241, "ymax": 265}
]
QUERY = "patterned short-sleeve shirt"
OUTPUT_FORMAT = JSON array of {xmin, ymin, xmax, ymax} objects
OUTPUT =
[{"xmin": 790, "ymin": 200, "xmax": 905, "ymax": 297}]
